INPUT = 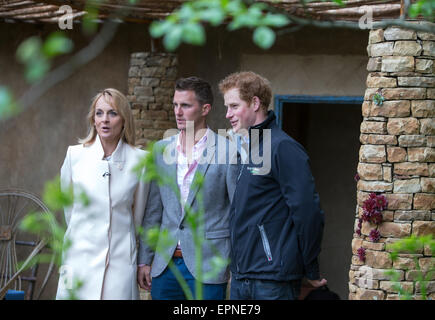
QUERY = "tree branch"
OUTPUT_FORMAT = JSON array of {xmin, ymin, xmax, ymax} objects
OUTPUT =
[
  {"xmin": 0, "ymin": 6, "xmax": 131, "ymax": 130},
  {"xmin": 278, "ymin": 15, "xmax": 435, "ymax": 34},
  {"xmin": 18, "ymin": 19, "xmax": 119, "ymax": 108}
]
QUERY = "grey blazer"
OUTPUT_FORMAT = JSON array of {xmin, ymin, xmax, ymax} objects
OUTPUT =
[{"xmin": 138, "ymin": 129, "xmax": 238, "ymax": 284}]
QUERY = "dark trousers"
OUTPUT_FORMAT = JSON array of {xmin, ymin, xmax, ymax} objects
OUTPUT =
[
  {"xmin": 230, "ymin": 277, "xmax": 301, "ymax": 300},
  {"xmin": 151, "ymin": 257, "xmax": 227, "ymax": 300}
]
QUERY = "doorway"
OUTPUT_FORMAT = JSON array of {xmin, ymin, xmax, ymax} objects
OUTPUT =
[{"xmin": 275, "ymin": 95, "xmax": 363, "ymax": 299}]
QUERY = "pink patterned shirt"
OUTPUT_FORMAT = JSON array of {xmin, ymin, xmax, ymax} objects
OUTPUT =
[
  {"xmin": 176, "ymin": 129, "xmax": 208, "ymax": 210},
  {"xmin": 139, "ymin": 129, "xmax": 209, "ymax": 266},
  {"xmin": 175, "ymin": 129, "xmax": 209, "ymax": 249}
]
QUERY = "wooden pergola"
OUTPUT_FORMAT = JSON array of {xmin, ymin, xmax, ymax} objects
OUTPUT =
[{"xmin": 0, "ymin": 0, "xmax": 402, "ymax": 24}]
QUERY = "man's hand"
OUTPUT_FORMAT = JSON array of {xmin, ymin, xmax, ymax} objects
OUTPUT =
[
  {"xmin": 137, "ymin": 265, "xmax": 152, "ymax": 291},
  {"xmin": 306, "ymin": 278, "xmax": 327, "ymax": 288},
  {"xmin": 298, "ymin": 277, "xmax": 328, "ymax": 300}
]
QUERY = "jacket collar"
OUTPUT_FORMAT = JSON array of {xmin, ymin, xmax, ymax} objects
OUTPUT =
[
  {"xmin": 249, "ymin": 110, "xmax": 277, "ymax": 132},
  {"xmin": 88, "ymin": 135, "xmax": 126, "ymax": 168},
  {"xmin": 247, "ymin": 110, "xmax": 277, "ymax": 149}
]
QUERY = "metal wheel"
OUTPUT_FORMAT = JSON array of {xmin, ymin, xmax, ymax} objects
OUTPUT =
[{"xmin": 0, "ymin": 188, "xmax": 56, "ymax": 300}]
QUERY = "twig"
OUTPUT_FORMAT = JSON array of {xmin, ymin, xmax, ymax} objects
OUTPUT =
[
  {"xmin": 0, "ymin": 5, "xmax": 132, "ymax": 131},
  {"xmin": 281, "ymin": 14, "xmax": 435, "ymax": 33}
]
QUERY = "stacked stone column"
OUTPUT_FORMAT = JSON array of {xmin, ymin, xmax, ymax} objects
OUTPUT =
[
  {"xmin": 127, "ymin": 52, "xmax": 178, "ymax": 147},
  {"xmin": 349, "ymin": 26, "xmax": 435, "ymax": 300}
]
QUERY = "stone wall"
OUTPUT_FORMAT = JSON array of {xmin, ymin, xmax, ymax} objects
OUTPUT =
[
  {"xmin": 127, "ymin": 52, "xmax": 178, "ymax": 147},
  {"xmin": 349, "ymin": 26, "xmax": 435, "ymax": 300}
]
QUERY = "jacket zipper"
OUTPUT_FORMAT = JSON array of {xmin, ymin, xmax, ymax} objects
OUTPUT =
[
  {"xmin": 258, "ymin": 224, "xmax": 273, "ymax": 262},
  {"xmin": 232, "ymin": 207, "xmax": 239, "ymax": 273},
  {"xmin": 234, "ymin": 163, "xmax": 246, "ymax": 273}
]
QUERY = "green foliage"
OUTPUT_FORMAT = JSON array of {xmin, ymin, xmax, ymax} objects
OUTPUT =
[
  {"xmin": 205, "ymin": 255, "xmax": 230, "ymax": 281},
  {"xmin": 20, "ymin": 210, "xmax": 71, "ymax": 267},
  {"xmin": 43, "ymin": 32, "xmax": 74, "ymax": 57},
  {"xmin": 409, "ymin": 0, "xmax": 435, "ymax": 21},
  {"xmin": 82, "ymin": 4, "xmax": 100, "ymax": 36},
  {"xmin": 0, "ymin": 87, "xmax": 19, "ymax": 120},
  {"xmin": 148, "ymin": 0, "xmax": 435, "ymax": 51},
  {"xmin": 143, "ymin": 226, "xmax": 175, "ymax": 251},
  {"xmin": 373, "ymin": 92, "xmax": 385, "ymax": 106},
  {"xmin": 385, "ymin": 235, "xmax": 434, "ymax": 300},
  {"xmin": 253, "ymin": 26, "xmax": 275, "ymax": 49},
  {"xmin": 134, "ymin": 142, "xmax": 230, "ymax": 299},
  {"xmin": 388, "ymin": 235, "xmax": 435, "ymax": 261},
  {"xmin": 137, "ymin": 225, "xmax": 194, "ymax": 299},
  {"xmin": 16, "ymin": 37, "xmax": 49, "ymax": 83},
  {"xmin": 63, "ymin": 279, "xmax": 84, "ymax": 300},
  {"xmin": 19, "ymin": 175, "xmax": 88, "ymax": 299},
  {"xmin": 16, "ymin": 32, "xmax": 73, "ymax": 83},
  {"xmin": 383, "ymin": 269, "xmax": 414, "ymax": 300},
  {"xmin": 19, "ymin": 176, "xmax": 76, "ymax": 266},
  {"xmin": 149, "ymin": 0, "xmax": 290, "ymax": 51},
  {"xmin": 42, "ymin": 176, "xmax": 74, "ymax": 211}
]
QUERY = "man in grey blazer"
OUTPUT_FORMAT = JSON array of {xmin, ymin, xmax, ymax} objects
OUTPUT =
[{"xmin": 137, "ymin": 77, "xmax": 238, "ymax": 299}]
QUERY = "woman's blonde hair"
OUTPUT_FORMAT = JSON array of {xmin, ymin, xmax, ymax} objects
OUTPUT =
[{"xmin": 79, "ymin": 88, "xmax": 136, "ymax": 146}]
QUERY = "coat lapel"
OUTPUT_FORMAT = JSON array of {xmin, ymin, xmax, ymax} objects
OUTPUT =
[
  {"xmin": 159, "ymin": 137, "xmax": 182, "ymax": 213},
  {"xmin": 89, "ymin": 135, "xmax": 106, "ymax": 160},
  {"xmin": 111, "ymin": 138, "xmax": 126, "ymax": 171},
  {"xmin": 182, "ymin": 130, "xmax": 216, "ymax": 219}
]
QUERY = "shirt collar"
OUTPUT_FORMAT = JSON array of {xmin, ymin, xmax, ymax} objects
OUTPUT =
[{"xmin": 176, "ymin": 127, "xmax": 209, "ymax": 154}]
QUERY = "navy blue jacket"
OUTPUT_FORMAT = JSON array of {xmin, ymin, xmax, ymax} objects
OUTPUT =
[{"xmin": 230, "ymin": 111, "xmax": 324, "ymax": 281}]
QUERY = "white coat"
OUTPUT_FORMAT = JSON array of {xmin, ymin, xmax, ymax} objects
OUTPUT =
[{"xmin": 56, "ymin": 136, "xmax": 149, "ymax": 300}]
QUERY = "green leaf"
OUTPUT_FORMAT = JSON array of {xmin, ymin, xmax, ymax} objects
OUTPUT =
[
  {"xmin": 253, "ymin": 26, "xmax": 275, "ymax": 50},
  {"xmin": 409, "ymin": 2, "xmax": 423, "ymax": 18},
  {"xmin": 82, "ymin": 6, "xmax": 99, "ymax": 36},
  {"xmin": 25, "ymin": 58, "xmax": 50, "ymax": 83},
  {"xmin": 16, "ymin": 37, "xmax": 42, "ymax": 63},
  {"xmin": 249, "ymin": 2, "xmax": 268, "ymax": 13},
  {"xmin": 42, "ymin": 32, "xmax": 74, "ymax": 57},
  {"xmin": 78, "ymin": 190, "xmax": 90, "ymax": 207},
  {"xmin": 262, "ymin": 13, "xmax": 290, "ymax": 28},
  {"xmin": 422, "ymin": 0, "xmax": 435, "ymax": 19},
  {"xmin": 409, "ymin": 0, "xmax": 435, "ymax": 20},
  {"xmin": 0, "ymin": 87, "xmax": 19, "ymax": 119},
  {"xmin": 225, "ymin": 0, "xmax": 246, "ymax": 16},
  {"xmin": 199, "ymin": 7, "xmax": 225, "ymax": 26},
  {"xmin": 177, "ymin": 3, "xmax": 196, "ymax": 21},
  {"xmin": 182, "ymin": 22, "xmax": 206, "ymax": 45},
  {"xmin": 42, "ymin": 176, "xmax": 74, "ymax": 211},
  {"xmin": 330, "ymin": 0, "xmax": 345, "ymax": 6},
  {"xmin": 145, "ymin": 227, "xmax": 174, "ymax": 251},
  {"xmin": 192, "ymin": 171, "xmax": 205, "ymax": 189},
  {"xmin": 150, "ymin": 20, "xmax": 174, "ymax": 38},
  {"xmin": 163, "ymin": 25, "xmax": 183, "ymax": 51},
  {"xmin": 228, "ymin": 13, "xmax": 258, "ymax": 30},
  {"xmin": 20, "ymin": 213, "xmax": 45, "ymax": 234},
  {"xmin": 204, "ymin": 255, "xmax": 229, "ymax": 280}
]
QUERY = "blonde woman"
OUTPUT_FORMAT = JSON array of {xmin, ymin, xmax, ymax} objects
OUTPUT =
[{"xmin": 56, "ymin": 89, "xmax": 149, "ymax": 300}]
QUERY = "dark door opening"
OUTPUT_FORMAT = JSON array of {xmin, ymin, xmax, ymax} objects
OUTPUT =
[{"xmin": 277, "ymin": 96, "xmax": 363, "ymax": 299}]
